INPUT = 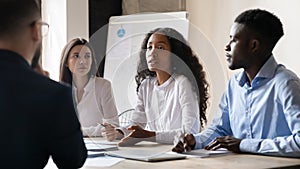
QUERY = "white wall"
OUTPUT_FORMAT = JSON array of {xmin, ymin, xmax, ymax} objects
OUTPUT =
[
  {"xmin": 66, "ymin": 0, "xmax": 89, "ymax": 41},
  {"xmin": 122, "ymin": 0, "xmax": 186, "ymax": 14},
  {"xmin": 42, "ymin": 0, "xmax": 88, "ymax": 81},
  {"xmin": 187, "ymin": 0, "xmax": 300, "ymax": 126}
]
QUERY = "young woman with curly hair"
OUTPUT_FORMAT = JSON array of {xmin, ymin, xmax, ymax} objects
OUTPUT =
[{"xmin": 102, "ymin": 28, "xmax": 209, "ymax": 145}]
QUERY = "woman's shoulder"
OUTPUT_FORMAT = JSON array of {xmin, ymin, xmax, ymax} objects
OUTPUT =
[
  {"xmin": 172, "ymin": 74, "xmax": 190, "ymax": 84},
  {"xmin": 138, "ymin": 76, "xmax": 156, "ymax": 91},
  {"xmin": 94, "ymin": 76, "xmax": 111, "ymax": 84},
  {"xmin": 140, "ymin": 76, "xmax": 156, "ymax": 84},
  {"xmin": 93, "ymin": 76, "xmax": 112, "ymax": 89}
]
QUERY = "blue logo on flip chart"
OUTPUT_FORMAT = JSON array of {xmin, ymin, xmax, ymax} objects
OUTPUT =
[{"xmin": 117, "ymin": 28, "xmax": 126, "ymax": 38}]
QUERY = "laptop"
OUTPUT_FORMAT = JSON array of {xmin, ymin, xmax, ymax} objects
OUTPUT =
[{"xmin": 106, "ymin": 149, "xmax": 186, "ymax": 162}]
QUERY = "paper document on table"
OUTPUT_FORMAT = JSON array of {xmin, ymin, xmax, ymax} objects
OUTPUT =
[
  {"xmin": 84, "ymin": 156, "xmax": 124, "ymax": 167},
  {"xmin": 85, "ymin": 140, "xmax": 118, "ymax": 151},
  {"xmin": 84, "ymin": 139, "xmax": 119, "ymax": 145},
  {"xmin": 182, "ymin": 148, "xmax": 231, "ymax": 158}
]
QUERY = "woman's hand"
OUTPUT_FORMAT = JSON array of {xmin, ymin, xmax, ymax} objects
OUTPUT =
[
  {"xmin": 100, "ymin": 123, "xmax": 123, "ymax": 141},
  {"xmin": 118, "ymin": 125, "xmax": 156, "ymax": 146}
]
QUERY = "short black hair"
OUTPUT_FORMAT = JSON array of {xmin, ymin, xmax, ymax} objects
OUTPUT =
[
  {"xmin": 234, "ymin": 9, "xmax": 284, "ymax": 49},
  {"xmin": 0, "ymin": 0, "xmax": 41, "ymax": 37}
]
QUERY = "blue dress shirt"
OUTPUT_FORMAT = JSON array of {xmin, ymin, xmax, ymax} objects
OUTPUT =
[{"xmin": 194, "ymin": 55, "xmax": 300, "ymax": 157}]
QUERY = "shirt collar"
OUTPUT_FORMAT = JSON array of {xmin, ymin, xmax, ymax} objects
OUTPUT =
[
  {"xmin": 73, "ymin": 77, "xmax": 94, "ymax": 92},
  {"xmin": 0, "ymin": 49, "xmax": 30, "ymax": 68},
  {"xmin": 236, "ymin": 55, "xmax": 278, "ymax": 86},
  {"xmin": 154, "ymin": 74, "xmax": 176, "ymax": 89},
  {"xmin": 84, "ymin": 77, "xmax": 94, "ymax": 92}
]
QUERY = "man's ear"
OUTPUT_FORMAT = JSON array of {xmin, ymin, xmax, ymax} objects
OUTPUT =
[
  {"xmin": 31, "ymin": 21, "xmax": 41, "ymax": 42},
  {"xmin": 250, "ymin": 39, "xmax": 260, "ymax": 53}
]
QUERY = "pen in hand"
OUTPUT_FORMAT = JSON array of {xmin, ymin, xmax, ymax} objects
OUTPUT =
[
  {"xmin": 173, "ymin": 128, "xmax": 186, "ymax": 150},
  {"xmin": 99, "ymin": 123, "xmax": 116, "ymax": 128},
  {"xmin": 99, "ymin": 123, "xmax": 119, "ymax": 141},
  {"xmin": 99, "ymin": 123, "xmax": 107, "ymax": 127}
]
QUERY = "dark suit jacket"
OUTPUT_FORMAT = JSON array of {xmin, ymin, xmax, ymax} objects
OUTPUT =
[{"xmin": 0, "ymin": 50, "xmax": 87, "ymax": 168}]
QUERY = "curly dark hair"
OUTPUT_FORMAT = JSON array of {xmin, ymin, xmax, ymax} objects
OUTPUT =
[{"xmin": 135, "ymin": 27, "xmax": 209, "ymax": 127}]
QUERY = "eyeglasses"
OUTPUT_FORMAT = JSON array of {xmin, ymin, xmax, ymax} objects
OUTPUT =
[
  {"xmin": 38, "ymin": 21, "xmax": 49, "ymax": 37},
  {"xmin": 30, "ymin": 20, "xmax": 49, "ymax": 37}
]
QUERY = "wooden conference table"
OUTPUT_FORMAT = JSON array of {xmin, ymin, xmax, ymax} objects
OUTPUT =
[
  {"xmin": 84, "ymin": 137, "xmax": 300, "ymax": 169},
  {"xmin": 46, "ymin": 137, "xmax": 300, "ymax": 169},
  {"xmin": 84, "ymin": 154, "xmax": 300, "ymax": 169}
]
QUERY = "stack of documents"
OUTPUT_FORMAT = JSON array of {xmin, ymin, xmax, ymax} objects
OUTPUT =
[
  {"xmin": 84, "ymin": 139, "xmax": 124, "ymax": 167},
  {"xmin": 85, "ymin": 140, "xmax": 118, "ymax": 152}
]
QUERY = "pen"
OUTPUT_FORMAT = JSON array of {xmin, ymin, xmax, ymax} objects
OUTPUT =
[
  {"xmin": 173, "ymin": 127, "xmax": 186, "ymax": 147},
  {"xmin": 180, "ymin": 125, "xmax": 186, "ymax": 142},
  {"xmin": 98, "ymin": 123, "xmax": 107, "ymax": 127}
]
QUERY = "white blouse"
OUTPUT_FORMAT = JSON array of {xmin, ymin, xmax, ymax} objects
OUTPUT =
[
  {"xmin": 73, "ymin": 77, "xmax": 119, "ymax": 137},
  {"xmin": 121, "ymin": 74, "xmax": 200, "ymax": 144}
]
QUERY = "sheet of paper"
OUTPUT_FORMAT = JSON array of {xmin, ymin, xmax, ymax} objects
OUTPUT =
[
  {"xmin": 45, "ymin": 155, "xmax": 124, "ymax": 168},
  {"xmin": 84, "ymin": 139, "xmax": 119, "ymax": 145},
  {"xmin": 84, "ymin": 139, "xmax": 118, "ymax": 151},
  {"xmin": 84, "ymin": 156, "xmax": 124, "ymax": 167},
  {"xmin": 85, "ymin": 143, "xmax": 118, "ymax": 151}
]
